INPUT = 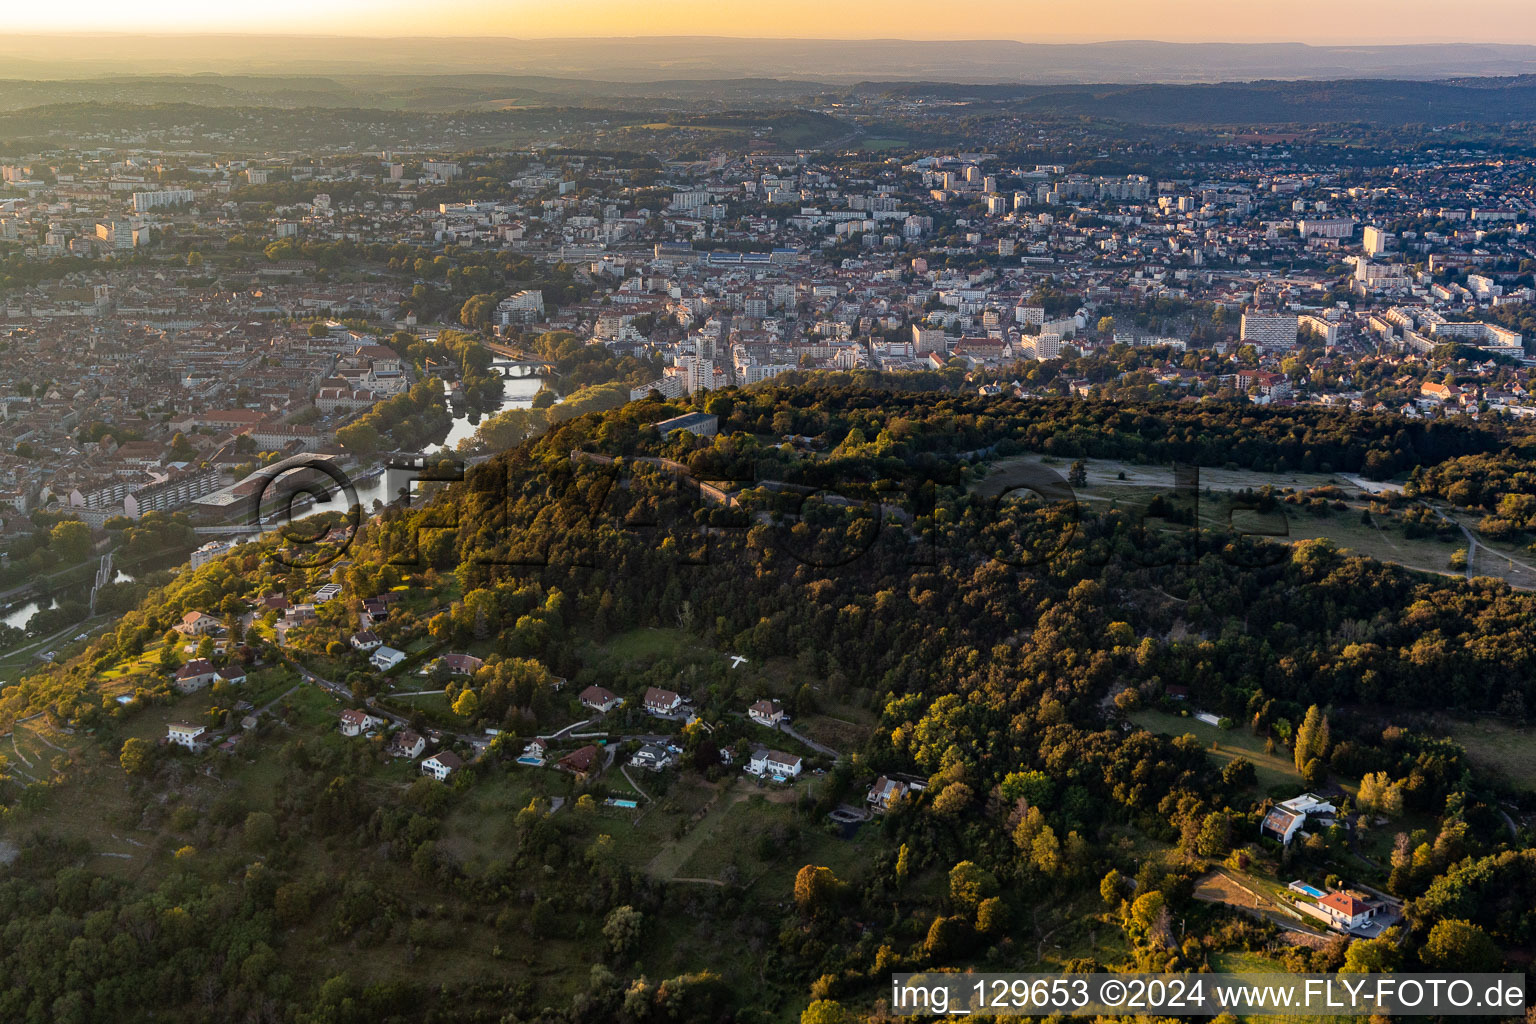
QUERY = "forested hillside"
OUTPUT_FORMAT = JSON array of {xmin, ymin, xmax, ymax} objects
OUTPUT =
[{"xmin": 1, "ymin": 386, "xmax": 1533, "ymax": 1023}]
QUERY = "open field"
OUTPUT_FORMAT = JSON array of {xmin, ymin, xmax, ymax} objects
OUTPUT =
[
  {"xmin": 646, "ymin": 785, "xmax": 752, "ymax": 880},
  {"xmin": 1130, "ymin": 708, "xmax": 1302, "ymax": 794},
  {"xmin": 1210, "ymin": 951, "xmax": 1354, "ymax": 1024},
  {"xmin": 794, "ymin": 711, "xmax": 873, "ymax": 753},
  {"xmin": 973, "ymin": 453, "xmax": 1535, "ymax": 589},
  {"xmin": 601, "ymin": 626, "xmax": 699, "ymax": 661},
  {"xmin": 857, "ymin": 136, "xmax": 910, "ymax": 151},
  {"xmin": 974, "ymin": 453, "xmax": 1356, "ymax": 500},
  {"xmin": 1444, "ymin": 719, "xmax": 1536, "ymax": 792}
]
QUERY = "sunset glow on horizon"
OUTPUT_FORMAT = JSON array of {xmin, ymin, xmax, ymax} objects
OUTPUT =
[{"xmin": 12, "ymin": 0, "xmax": 1536, "ymax": 44}]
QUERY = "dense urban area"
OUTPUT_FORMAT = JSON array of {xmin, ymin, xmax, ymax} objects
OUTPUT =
[{"xmin": 1, "ymin": 66, "xmax": 1535, "ymax": 1024}]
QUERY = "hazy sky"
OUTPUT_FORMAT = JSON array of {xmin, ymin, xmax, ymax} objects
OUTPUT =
[{"xmin": 19, "ymin": 0, "xmax": 1536, "ymax": 43}]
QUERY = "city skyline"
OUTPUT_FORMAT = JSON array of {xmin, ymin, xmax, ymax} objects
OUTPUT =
[{"xmin": 14, "ymin": 0, "xmax": 1536, "ymax": 44}]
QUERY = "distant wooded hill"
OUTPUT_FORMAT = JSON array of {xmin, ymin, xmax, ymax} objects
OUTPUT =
[{"xmin": 2, "ymin": 69, "xmax": 1536, "ymax": 127}]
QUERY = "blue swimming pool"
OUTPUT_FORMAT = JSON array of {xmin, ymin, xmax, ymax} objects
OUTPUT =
[{"xmin": 1293, "ymin": 882, "xmax": 1325, "ymax": 898}]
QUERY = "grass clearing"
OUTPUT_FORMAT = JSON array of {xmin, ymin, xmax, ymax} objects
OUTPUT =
[
  {"xmin": 1211, "ymin": 952, "xmax": 1354, "ymax": 1024},
  {"xmin": 1444, "ymin": 719, "xmax": 1536, "ymax": 792},
  {"xmin": 601, "ymin": 627, "xmax": 694, "ymax": 661},
  {"xmin": 973, "ymin": 453, "xmax": 1353, "ymax": 500},
  {"xmin": 1130, "ymin": 708, "xmax": 1302, "ymax": 792},
  {"xmin": 972, "ymin": 453, "xmax": 1521, "ymax": 586}
]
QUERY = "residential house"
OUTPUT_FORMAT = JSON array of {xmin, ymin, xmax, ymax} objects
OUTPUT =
[
  {"xmin": 175, "ymin": 610, "xmax": 222, "ymax": 636},
  {"xmin": 437, "ymin": 653, "xmax": 484, "ymax": 676},
  {"xmin": 173, "ymin": 658, "xmax": 218, "ymax": 693},
  {"xmin": 370, "ymin": 645, "xmax": 406, "ymax": 672},
  {"xmin": 1260, "ymin": 793, "xmax": 1337, "ymax": 845},
  {"xmin": 167, "ymin": 722, "xmax": 208, "ymax": 750},
  {"xmin": 643, "ymin": 686, "xmax": 683, "ymax": 715},
  {"xmin": 388, "ymin": 729, "xmax": 426, "ymax": 759},
  {"xmin": 519, "ymin": 738, "xmax": 547, "ymax": 765},
  {"xmin": 339, "ymin": 708, "xmax": 387, "ymax": 737},
  {"xmin": 361, "ymin": 596, "xmax": 393, "ymax": 621},
  {"xmin": 284, "ymin": 603, "xmax": 316, "ymax": 624},
  {"xmin": 349, "ymin": 630, "xmax": 381, "ymax": 651},
  {"xmin": 1316, "ymin": 891, "xmax": 1378, "ymax": 932},
  {"xmin": 558, "ymin": 744, "xmax": 602, "ymax": 780},
  {"xmin": 630, "ymin": 743, "xmax": 675, "ymax": 771},
  {"xmin": 421, "ymin": 750, "xmax": 464, "ymax": 782},
  {"xmin": 747, "ymin": 748, "xmax": 803, "ymax": 779},
  {"xmin": 748, "ymin": 699, "xmax": 784, "ymax": 727},
  {"xmin": 216, "ymin": 665, "xmax": 247, "ymax": 685},
  {"xmin": 867, "ymin": 775, "xmax": 911, "ymax": 812},
  {"xmin": 580, "ymin": 685, "xmax": 621, "ymax": 713}
]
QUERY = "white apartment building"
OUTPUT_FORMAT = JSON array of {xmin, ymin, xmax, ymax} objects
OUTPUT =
[
  {"xmin": 1240, "ymin": 313, "xmax": 1300, "ymax": 350},
  {"xmin": 495, "ymin": 290, "xmax": 545, "ymax": 326},
  {"xmin": 1297, "ymin": 217, "xmax": 1355, "ymax": 239},
  {"xmin": 132, "ymin": 189, "xmax": 195, "ymax": 213}
]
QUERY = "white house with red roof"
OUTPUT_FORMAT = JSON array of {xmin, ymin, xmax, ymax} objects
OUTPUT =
[
  {"xmin": 175, "ymin": 611, "xmax": 222, "ymax": 636},
  {"xmin": 1316, "ymin": 891, "xmax": 1376, "ymax": 931}
]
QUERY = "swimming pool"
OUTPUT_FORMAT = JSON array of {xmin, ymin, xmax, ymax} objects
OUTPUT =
[{"xmin": 1290, "ymin": 881, "xmax": 1326, "ymax": 899}]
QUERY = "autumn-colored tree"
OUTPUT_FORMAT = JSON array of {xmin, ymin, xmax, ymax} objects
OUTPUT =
[
  {"xmin": 793, "ymin": 865, "xmax": 841, "ymax": 917},
  {"xmin": 452, "ymin": 688, "xmax": 479, "ymax": 718},
  {"xmin": 1358, "ymin": 772, "xmax": 1404, "ymax": 815},
  {"xmin": 801, "ymin": 999, "xmax": 848, "ymax": 1024},
  {"xmin": 1294, "ymin": 704, "xmax": 1330, "ymax": 772},
  {"xmin": 924, "ymin": 914, "xmax": 969, "ymax": 959},
  {"xmin": 931, "ymin": 781, "xmax": 973, "ymax": 816},
  {"xmin": 1421, "ymin": 919, "xmax": 1501, "ymax": 971},
  {"xmin": 976, "ymin": 896, "xmax": 1006, "ymax": 935},
  {"xmin": 1032, "ymin": 825, "xmax": 1062, "ymax": 875},
  {"xmin": 1100, "ymin": 868, "xmax": 1125, "ymax": 906},
  {"xmin": 948, "ymin": 860, "xmax": 997, "ymax": 911}
]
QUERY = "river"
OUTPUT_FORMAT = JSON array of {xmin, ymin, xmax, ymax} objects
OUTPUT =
[
  {"xmin": 302, "ymin": 376, "xmax": 542, "ymax": 516},
  {"xmin": 1, "ymin": 569, "xmax": 134, "ymax": 630},
  {"xmin": 1, "ymin": 379, "xmax": 545, "ymax": 632},
  {"xmin": 0, "ymin": 380, "xmax": 549, "ymax": 629},
  {"xmin": 431, "ymin": 376, "xmax": 543, "ymax": 453}
]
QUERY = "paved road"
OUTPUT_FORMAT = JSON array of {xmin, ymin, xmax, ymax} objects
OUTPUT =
[
  {"xmin": 538, "ymin": 718, "xmax": 594, "ymax": 741},
  {"xmin": 774, "ymin": 721, "xmax": 840, "ymax": 759},
  {"xmin": 0, "ymin": 615, "xmax": 114, "ymax": 684}
]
